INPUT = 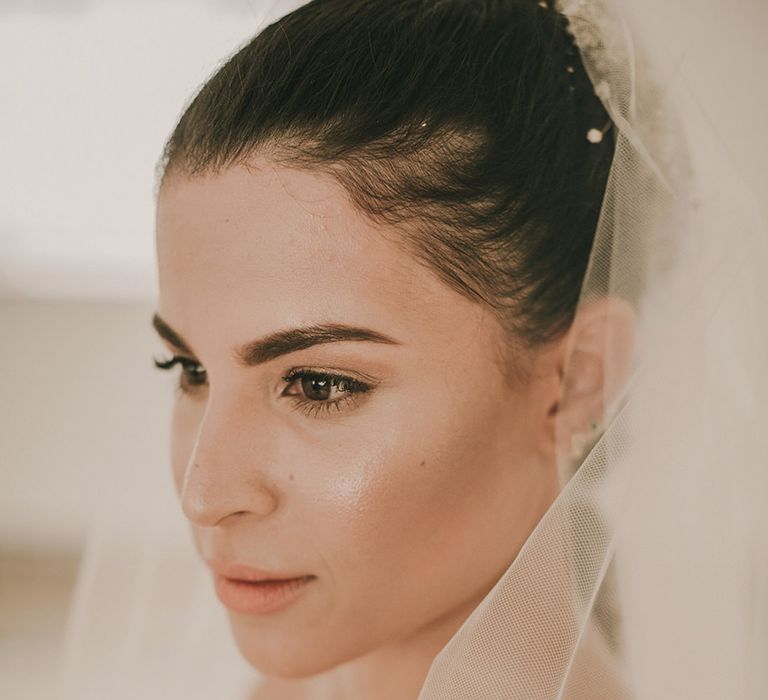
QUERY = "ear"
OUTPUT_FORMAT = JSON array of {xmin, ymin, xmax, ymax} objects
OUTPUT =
[{"xmin": 544, "ymin": 296, "xmax": 636, "ymax": 462}]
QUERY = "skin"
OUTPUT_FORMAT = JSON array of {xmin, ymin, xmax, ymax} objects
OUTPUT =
[{"xmin": 154, "ymin": 158, "xmax": 630, "ymax": 699}]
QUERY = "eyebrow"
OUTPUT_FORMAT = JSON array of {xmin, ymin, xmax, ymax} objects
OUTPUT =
[{"xmin": 151, "ymin": 313, "xmax": 400, "ymax": 367}]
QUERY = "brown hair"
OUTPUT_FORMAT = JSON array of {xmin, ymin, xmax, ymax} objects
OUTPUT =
[{"xmin": 159, "ymin": 0, "xmax": 614, "ymax": 372}]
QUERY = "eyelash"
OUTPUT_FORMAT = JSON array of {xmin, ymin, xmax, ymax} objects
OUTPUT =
[
  {"xmin": 153, "ymin": 355, "xmax": 207, "ymax": 395},
  {"xmin": 152, "ymin": 355, "xmax": 373, "ymax": 418},
  {"xmin": 280, "ymin": 368, "xmax": 373, "ymax": 418}
]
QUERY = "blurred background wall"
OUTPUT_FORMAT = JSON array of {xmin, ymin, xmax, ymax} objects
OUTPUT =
[
  {"xmin": 0, "ymin": 0, "xmax": 766, "ymax": 698},
  {"xmin": 0, "ymin": 2, "xmax": 294, "ymax": 696}
]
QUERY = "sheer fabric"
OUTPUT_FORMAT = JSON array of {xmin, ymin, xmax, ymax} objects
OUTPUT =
[{"xmin": 419, "ymin": 0, "xmax": 768, "ymax": 697}]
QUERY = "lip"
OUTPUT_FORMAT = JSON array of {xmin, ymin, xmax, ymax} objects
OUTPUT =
[{"xmin": 207, "ymin": 560, "xmax": 316, "ymax": 615}]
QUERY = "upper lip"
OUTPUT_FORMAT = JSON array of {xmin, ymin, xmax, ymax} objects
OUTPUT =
[{"xmin": 206, "ymin": 559, "xmax": 313, "ymax": 582}]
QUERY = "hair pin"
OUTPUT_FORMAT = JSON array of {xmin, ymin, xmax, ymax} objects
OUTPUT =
[{"xmin": 586, "ymin": 119, "xmax": 612, "ymax": 143}]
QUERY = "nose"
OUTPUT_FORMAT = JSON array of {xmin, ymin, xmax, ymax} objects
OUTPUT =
[{"xmin": 180, "ymin": 400, "xmax": 280, "ymax": 527}]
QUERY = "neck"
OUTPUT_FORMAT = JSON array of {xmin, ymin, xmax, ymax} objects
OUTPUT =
[{"xmin": 309, "ymin": 591, "xmax": 483, "ymax": 700}]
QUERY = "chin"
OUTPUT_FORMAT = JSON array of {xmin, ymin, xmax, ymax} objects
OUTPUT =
[{"xmin": 228, "ymin": 617, "xmax": 347, "ymax": 680}]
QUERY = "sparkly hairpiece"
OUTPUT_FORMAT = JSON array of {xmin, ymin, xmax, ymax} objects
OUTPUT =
[
  {"xmin": 557, "ymin": 0, "xmax": 681, "ymax": 188},
  {"xmin": 554, "ymin": 0, "xmax": 626, "ymax": 143}
]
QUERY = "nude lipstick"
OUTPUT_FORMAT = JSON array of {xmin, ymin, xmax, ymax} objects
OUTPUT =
[{"xmin": 209, "ymin": 562, "xmax": 316, "ymax": 615}]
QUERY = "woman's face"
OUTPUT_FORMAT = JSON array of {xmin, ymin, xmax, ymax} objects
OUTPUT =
[{"xmin": 154, "ymin": 159, "xmax": 561, "ymax": 678}]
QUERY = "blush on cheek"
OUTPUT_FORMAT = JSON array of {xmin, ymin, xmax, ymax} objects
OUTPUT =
[
  {"xmin": 320, "ymin": 433, "xmax": 484, "ymax": 596},
  {"xmin": 316, "ymin": 411, "xmax": 517, "ymax": 629}
]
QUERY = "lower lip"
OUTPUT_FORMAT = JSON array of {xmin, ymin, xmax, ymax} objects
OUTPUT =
[{"xmin": 214, "ymin": 574, "xmax": 315, "ymax": 615}]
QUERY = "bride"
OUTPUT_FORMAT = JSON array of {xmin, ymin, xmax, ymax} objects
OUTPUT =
[
  {"xmin": 64, "ymin": 0, "xmax": 768, "ymax": 698},
  {"xmin": 153, "ymin": 0, "xmax": 634, "ymax": 696}
]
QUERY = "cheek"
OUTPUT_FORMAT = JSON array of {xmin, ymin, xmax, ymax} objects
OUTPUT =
[{"xmin": 304, "ymin": 384, "xmax": 546, "ymax": 640}]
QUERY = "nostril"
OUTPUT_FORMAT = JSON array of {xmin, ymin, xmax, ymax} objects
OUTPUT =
[{"xmin": 243, "ymin": 488, "xmax": 280, "ymax": 519}]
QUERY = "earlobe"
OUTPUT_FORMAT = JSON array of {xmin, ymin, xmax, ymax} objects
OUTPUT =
[{"xmin": 551, "ymin": 296, "xmax": 636, "ymax": 465}]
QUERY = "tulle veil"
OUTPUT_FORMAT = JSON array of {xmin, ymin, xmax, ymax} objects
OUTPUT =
[{"xmin": 58, "ymin": 0, "xmax": 768, "ymax": 698}]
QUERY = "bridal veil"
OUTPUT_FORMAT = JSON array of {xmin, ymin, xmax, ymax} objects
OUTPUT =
[{"xmin": 419, "ymin": 0, "xmax": 768, "ymax": 696}]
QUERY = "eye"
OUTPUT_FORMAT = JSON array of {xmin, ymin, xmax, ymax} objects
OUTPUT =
[
  {"xmin": 281, "ymin": 369, "xmax": 373, "ymax": 418},
  {"xmin": 153, "ymin": 354, "xmax": 208, "ymax": 395}
]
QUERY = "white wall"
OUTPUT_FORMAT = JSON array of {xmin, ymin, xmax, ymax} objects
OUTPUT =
[{"xmin": 0, "ymin": 300, "xmax": 174, "ymax": 553}]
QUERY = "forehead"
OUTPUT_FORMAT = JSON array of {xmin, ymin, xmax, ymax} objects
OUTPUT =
[{"xmin": 154, "ymin": 159, "xmax": 500, "ymax": 356}]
